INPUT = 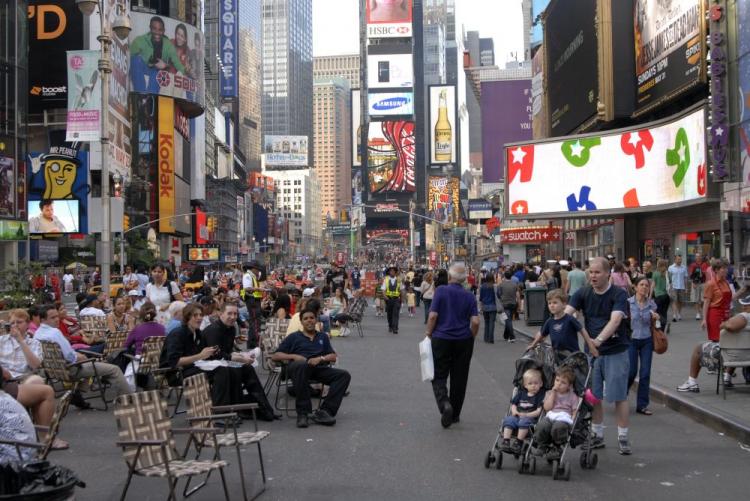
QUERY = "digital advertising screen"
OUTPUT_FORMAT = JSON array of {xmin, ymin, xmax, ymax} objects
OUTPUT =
[
  {"xmin": 367, "ymin": 53, "xmax": 414, "ymax": 90},
  {"xmin": 427, "ymin": 176, "xmax": 460, "ymax": 225},
  {"xmin": 505, "ymin": 107, "xmax": 707, "ymax": 218},
  {"xmin": 352, "ymin": 89, "xmax": 362, "ymax": 167},
  {"xmin": 187, "ymin": 245, "xmax": 221, "ymax": 262},
  {"xmin": 428, "ymin": 85, "xmax": 457, "ymax": 165},
  {"xmin": 367, "ymin": 121, "xmax": 416, "ymax": 194},
  {"xmin": 366, "ymin": 0, "xmax": 413, "ymax": 39},
  {"xmin": 28, "ymin": 200, "xmax": 80, "ymax": 234},
  {"xmin": 368, "ymin": 92, "xmax": 414, "ymax": 117}
]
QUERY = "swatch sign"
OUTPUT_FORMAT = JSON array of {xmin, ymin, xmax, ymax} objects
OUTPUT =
[{"xmin": 368, "ymin": 92, "xmax": 414, "ymax": 117}]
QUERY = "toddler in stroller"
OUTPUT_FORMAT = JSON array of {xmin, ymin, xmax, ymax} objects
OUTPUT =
[
  {"xmin": 533, "ymin": 365, "xmax": 578, "ymax": 458},
  {"xmin": 499, "ymin": 368, "xmax": 544, "ymax": 454}
]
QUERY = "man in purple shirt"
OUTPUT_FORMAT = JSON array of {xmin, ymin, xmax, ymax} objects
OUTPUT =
[{"xmin": 425, "ymin": 263, "xmax": 480, "ymax": 428}]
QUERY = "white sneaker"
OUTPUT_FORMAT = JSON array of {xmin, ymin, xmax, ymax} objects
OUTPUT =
[
  {"xmin": 695, "ymin": 313, "xmax": 701, "ymax": 320},
  {"xmin": 677, "ymin": 314, "xmax": 682, "ymax": 321},
  {"xmin": 676, "ymin": 380, "xmax": 700, "ymax": 392}
]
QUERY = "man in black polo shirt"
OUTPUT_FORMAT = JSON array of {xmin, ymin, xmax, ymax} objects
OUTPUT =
[{"xmin": 272, "ymin": 308, "xmax": 351, "ymax": 428}]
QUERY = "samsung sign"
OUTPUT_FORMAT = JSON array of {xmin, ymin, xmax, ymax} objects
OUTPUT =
[
  {"xmin": 368, "ymin": 92, "xmax": 414, "ymax": 117},
  {"xmin": 220, "ymin": 0, "xmax": 238, "ymax": 98}
]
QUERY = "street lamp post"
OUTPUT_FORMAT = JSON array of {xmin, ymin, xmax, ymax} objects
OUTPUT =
[{"xmin": 76, "ymin": 0, "xmax": 131, "ymax": 297}]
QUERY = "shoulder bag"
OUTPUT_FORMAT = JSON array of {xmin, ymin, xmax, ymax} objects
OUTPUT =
[{"xmin": 651, "ymin": 317, "xmax": 668, "ymax": 354}]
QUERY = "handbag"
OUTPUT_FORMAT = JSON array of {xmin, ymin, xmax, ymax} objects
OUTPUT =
[
  {"xmin": 651, "ymin": 318, "xmax": 668, "ymax": 354},
  {"xmin": 419, "ymin": 336, "xmax": 434, "ymax": 382}
]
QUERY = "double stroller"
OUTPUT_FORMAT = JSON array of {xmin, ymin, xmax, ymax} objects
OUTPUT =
[{"xmin": 484, "ymin": 346, "xmax": 599, "ymax": 481}]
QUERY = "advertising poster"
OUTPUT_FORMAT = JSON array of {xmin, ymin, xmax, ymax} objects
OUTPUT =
[
  {"xmin": 352, "ymin": 89, "xmax": 362, "ymax": 167},
  {"xmin": 28, "ymin": 0, "xmax": 84, "ymax": 113},
  {"xmin": 128, "ymin": 12, "xmax": 205, "ymax": 109},
  {"xmin": 531, "ymin": 46, "xmax": 546, "ymax": 139},
  {"xmin": 739, "ymin": 0, "xmax": 750, "ymax": 209},
  {"xmin": 367, "ymin": 121, "xmax": 416, "ymax": 193},
  {"xmin": 368, "ymin": 92, "xmax": 414, "ymax": 117},
  {"xmin": 0, "ymin": 157, "xmax": 15, "ymax": 218},
  {"xmin": 352, "ymin": 169, "xmax": 363, "ymax": 205},
  {"xmin": 366, "ymin": 53, "xmax": 414, "ymax": 89},
  {"xmin": 187, "ymin": 245, "xmax": 220, "ymax": 261},
  {"xmin": 428, "ymin": 176, "xmax": 459, "ymax": 225},
  {"xmin": 634, "ymin": 0, "xmax": 704, "ymax": 116},
  {"xmin": 366, "ymin": 229, "xmax": 409, "ymax": 244},
  {"xmin": 220, "ymin": 0, "xmax": 238, "ymax": 98},
  {"xmin": 65, "ymin": 50, "xmax": 101, "ymax": 142},
  {"xmin": 0, "ymin": 220, "xmax": 28, "ymax": 241},
  {"xmin": 263, "ymin": 136, "xmax": 309, "ymax": 167},
  {"xmin": 429, "ymin": 85, "xmax": 457, "ymax": 165},
  {"xmin": 27, "ymin": 146, "xmax": 89, "ymax": 233},
  {"xmin": 545, "ymin": 0, "xmax": 598, "ymax": 136},
  {"xmin": 158, "ymin": 96, "xmax": 175, "ymax": 234},
  {"xmin": 89, "ymin": 0, "xmax": 131, "ymax": 178},
  {"xmin": 365, "ymin": 0, "xmax": 413, "ymax": 39},
  {"xmin": 481, "ymin": 80, "xmax": 532, "ymax": 182},
  {"xmin": 506, "ymin": 107, "xmax": 707, "ymax": 217},
  {"xmin": 468, "ymin": 199, "xmax": 493, "ymax": 220}
]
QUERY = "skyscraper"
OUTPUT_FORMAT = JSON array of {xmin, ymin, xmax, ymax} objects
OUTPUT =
[
  {"xmin": 239, "ymin": 2, "xmax": 264, "ymax": 171},
  {"xmin": 262, "ymin": 0, "xmax": 313, "ymax": 167},
  {"xmin": 313, "ymin": 54, "xmax": 360, "ymax": 90},
  {"xmin": 312, "ymin": 77, "xmax": 352, "ymax": 223}
]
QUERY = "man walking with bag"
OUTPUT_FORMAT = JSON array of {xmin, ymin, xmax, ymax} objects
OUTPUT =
[{"xmin": 425, "ymin": 263, "xmax": 480, "ymax": 428}]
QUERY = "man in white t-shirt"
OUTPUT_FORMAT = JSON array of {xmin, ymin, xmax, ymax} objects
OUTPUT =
[
  {"xmin": 78, "ymin": 294, "xmax": 106, "ymax": 317},
  {"xmin": 668, "ymin": 255, "xmax": 688, "ymax": 322},
  {"xmin": 121, "ymin": 265, "xmax": 138, "ymax": 291},
  {"xmin": 62, "ymin": 272, "xmax": 74, "ymax": 295}
]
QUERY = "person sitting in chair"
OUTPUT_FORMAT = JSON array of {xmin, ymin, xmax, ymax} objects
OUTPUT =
[{"xmin": 272, "ymin": 308, "xmax": 351, "ymax": 428}]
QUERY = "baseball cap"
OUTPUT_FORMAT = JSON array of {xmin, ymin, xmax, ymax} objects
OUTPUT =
[
  {"xmin": 128, "ymin": 289, "xmax": 142, "ymax": 297},
  {"xmin": 302, "ymin": 287, "xmax": 316, "ymax": 298},
  {"xmin": 79, "ymin": 294, "xmax": 98, "ymax": 309},
  {"xmin": 738, "ymin": 294, "xmax": 750, "ymax": 306},
  {"xmin": 606, "ymin": 254, "xmax": 615, "ymax": 260}
]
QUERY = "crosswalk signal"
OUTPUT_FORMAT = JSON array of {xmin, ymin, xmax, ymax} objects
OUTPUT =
[{"xmin": 123, "ymin": 214, "xmax": 130, "ymax": 231}]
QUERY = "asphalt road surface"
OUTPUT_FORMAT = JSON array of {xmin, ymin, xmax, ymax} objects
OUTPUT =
[{"xmin": 52, "ymin": 307, "xmax": 750, "ymax": 500}]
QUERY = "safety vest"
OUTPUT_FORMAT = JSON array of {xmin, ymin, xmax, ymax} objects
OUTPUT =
[
  {"xmin": 383, "ymin": 278, "xmax": 401, "ymax": 298},
  {"xmin": 250, "ymin": 273, "xmax": 263, "ymax": 299}
]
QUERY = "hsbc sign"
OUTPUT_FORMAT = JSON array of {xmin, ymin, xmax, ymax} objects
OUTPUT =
[{"xmin": 367, "ymin": 23, "xmax": 412, "ymax": 39}]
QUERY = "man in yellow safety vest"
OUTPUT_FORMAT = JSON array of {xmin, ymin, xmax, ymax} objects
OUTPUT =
[
  {"xmin": 382, "ymin": 266, "xmax": 403, "ymax": 334},
  {"xmin": 243, "ymin": 261, "xmax": 265, "ymax": 348}
]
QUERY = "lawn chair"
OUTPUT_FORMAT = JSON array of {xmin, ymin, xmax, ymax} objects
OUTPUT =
[
  {"xmin": 40, "ymin": 341, "xmax": 110, "ymax": 410},
  {"xmin": 79, "ymin": 315, "xmax": 109, "ymax": 346},
  {"xmin": 0, "ymin": 390, "xmax": 73, "ymax": 461},
  {"xmin": 125, "ymin": 336, "xmax": 184, "ymax": 415},
  {"xmin": 182, "ymin": 373, "xmax": 270, "ymax": 500},
  {"xmin": 79, "ymin": 329, "xmax": 130, "ymax": 366},
  {"xmin": 345, "ymin": 297, "xmax": 368, "ymax": 338},
  {"xmin": 114, "ymin": 390, "xmax": 230, "ymax": 501},
  {"xmin": 716, "ymin": 329, "xmax": 750, "ymax": 399},
  {"xmin": 260, "ymin": 318, "xmax": 289, "ymax": 394}
]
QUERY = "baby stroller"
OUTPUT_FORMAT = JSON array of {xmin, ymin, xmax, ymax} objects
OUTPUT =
[
  {"xmin": 518, "ymin": 351, "xmax": 598, "ymax": 480},
  {"xmin": 484, "ymin": 344, "xmax": 556, "ymax": 470}
]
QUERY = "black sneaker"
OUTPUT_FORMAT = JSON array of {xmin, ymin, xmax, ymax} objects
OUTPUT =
[
  {"xmin": 511, "ymin": 439, "xmax": 523, "ymax": 454},
  {"xmin": 70, "ymin": 391, "xmax": 91, "ymax": 410},
  {"xmin": 500, "ymin": 439, "xmax": 512, "ymax": 452},
  {"xmin": 311, "ymin": 409, "xmax": 336, "ymax": 426},
  {"xmin": 441, "ymin": 402, "xmax": 454, "ymax": 428},
  {"xmin": 584, "ymin": 436, "xmax": 605, "ymax": 450},
  {"xmin": 296, "ymin": 414, "xmax": 309, "ymax": 428}
]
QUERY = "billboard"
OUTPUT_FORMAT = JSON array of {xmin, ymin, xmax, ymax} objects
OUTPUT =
[
  {"xmin": 428, "ymin": 176, "xmax": 460, "ymax": 225},
  {"xmin": 0, "ymin": 157, "xmax": 15, "ymax": 218},
  {"xmin": 0, "ymin": 220, "xmax": 28, "ymax": 241},
  {"xmin": 187, "ymin": 245, "xmax": 220, "ymax": 261},
  {"xmin": 263, "ymin": 136, "xmax": 309, "ymax": 167},
  {"xmin": 367, "ymin": 53, "xmax": 414, "ymax": 89},
  {"xmin": 66, "ymin": 50, "xmax": 101, "ymax": 142},
  {"xmin": 352, "ymin": 89, "xmax": 362, "ymax": 167},
  {"xmin": 368, "ymin": 92, "xmax": 414, "ymax": 117},
  {"xmin": 367, "ymin": 121, "xmax": 416, "ymax": 193},
  {"xmin": 545, "ymin": 0, "xmax": 598, "ymax": 136},
  {"xmin": 468, "ymin": 199, "xmax": 493, "ymax": 220},
  {"xmin": 429, "ymin": 85, "xmax": 457, "ymax": 165},
  {"xmin": 352, "ymin": 169, "xmax": 363, "ymax": 205},
  {"xmin": 505, "ymin": 107, "xmax": 707, "ymax": 217},
  {"xmin": 501, "ymin": 226, "xmax": 562, "ymax": 244},
  {"xmin": 366, "ymin": 0, "xmax": 413, "ymax": 39},
  {"xmin": 128, "ymin": 12, "xmax": 205, "ymax": 110},
  {"xmin": 28, "ymin": 0, "xmax": 84, "ymax": 113},
  {"xmin": 28, "ymin": 200, "xmax": 80, "ymax": 234},
  {"xmin": 158, "ymin": 96, "xmax": 175, "ymax": 234},
  {"xmin": 219, "ymin": 0, "xmax": 238, "ymax": 98},
  {"xmin": 634, "ymin": 0, "xmax": 704, "ymax": 116},
  {"xmin": 481, "ymin": 80, "xmax": 533, "ymax": 182},
  {"xmin": 740, "ymin": 0, "xmax": 750, "ymax": 209},
  {"xmin": 27, "ymin": 147, "xmax": 89, "ymax": 233},
  {"xmin": 366, "ymin": 229, "xmax": 409, "ymax": 243}
]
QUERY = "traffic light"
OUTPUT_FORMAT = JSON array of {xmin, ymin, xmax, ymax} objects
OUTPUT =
[{"xmin": 123, "ymin": 214, "xmax": 130, "ymax": 231}]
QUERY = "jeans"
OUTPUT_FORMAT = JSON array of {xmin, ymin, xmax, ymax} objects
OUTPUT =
[
  {"xmin": 502, "ymin": 304, "xmax": 516, "ymax": 340},
  {"xmin": 130, "ymin": 55, "xmax": 162, "ymax": 94},
  {"xmin": 431, "ymin": 336, "xmax": 475, "ymax": 419},
  {"xmin": 423, "ymin": 299, "xmax": 432, "ymax": 324},
  {"xmin": 482, "ymin": 311, "xmax": 496, "ymax": 342},
  {"xmin": 627, "ymin": 337, "xmax": 653, "ymax": 410}
]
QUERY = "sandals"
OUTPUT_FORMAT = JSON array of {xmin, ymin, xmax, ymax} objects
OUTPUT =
[
  {"xmin": 636, "ymin": 408, "xmax": 653, "ymax": 416},
  {"xmin": 50, "ymin": 438, "xmax": 70, "ymax": 450}
]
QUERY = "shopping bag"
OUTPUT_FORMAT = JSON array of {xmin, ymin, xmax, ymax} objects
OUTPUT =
[{"xmin": 419, "ymin": 337, "xmax": 434, "ymax": 382}]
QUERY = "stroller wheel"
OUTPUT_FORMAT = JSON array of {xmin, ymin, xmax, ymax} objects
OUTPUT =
[
  {"xmin": 589, "ymin": 453, "xmax": 598, "ymax": 469},
  {"xmin": 563, "ymin": 461, "xmax": 571, "ymax": 481},
  {"xmin": 495, "ymin": 450, "xmax": 503, "ymax": 470},
  {"xmin": 484, "ymin": 451, "xmax": 493, "ymax": 468},
  {"xmin": 580, "ymin": 452, "xmax": 588, "ymax": 469},
  {"xmin": 551, "ymin": 460, "xmax": 559, "ymax": 480},
  {"xmin": 529, "ymin": 457, "xmax": 536, "ymax": 475},
  {"xmin": 517, "ymin": 457, "xmax": 526, "ymax": 474}
]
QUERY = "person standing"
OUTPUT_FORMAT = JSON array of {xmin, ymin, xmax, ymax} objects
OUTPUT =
[
  {"xmin": 668, "ymin": 255, "xmax": 688, "ymax": 321},
  {"xmin": 566, "ymin": 261, "xmax": 587, "ymax": 297},
  {"xmin": 566, "ymin": 257, "xmax": 632, "ymax": 455},
  {"xmin": 242, "ymin": 261, "xmax": 265, "ymax": 348},
  {"xmin": 689, "ymin": 253, "xmax": 710, "ymax": 321},
  {"xmin": 478, "ymin": 275, "xmax": 498, "ymax": 343},
  {"xmin": 425, "ymin": 263, "xmax": 480, "ymax": 428},
  {"xmin": 382, "ymin": 266, "xmax": 403, "ymax": 334},
  {"xmin": 627, "ymin": 277, "xmax": 659, "ymax": 416},
  {"xmin": 421, "ymin": 272, "xmax": 435, "ymax": 324},
  {"xmin": 62, "ymin": 271, "xmax": 74, "ymax": 296},
  {"xmin": 497, "ymin": 271, "xmax": 519, "ymax": 342},
  {"xmin": 701, "ymin": 259, "xmax": 733, "ymax": 347},
  {"xmin": 652, "ymin": 259, "xmax": 671, "ymax": 325}
]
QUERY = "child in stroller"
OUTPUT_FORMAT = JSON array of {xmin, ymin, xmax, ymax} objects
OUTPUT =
[
  {"xmin": 533, "ymin": 366, "xmax": 579, "ymax": 458},
  {"xmin": 499, "ymin": 368, "xmax": 544, "ymax": 454}
]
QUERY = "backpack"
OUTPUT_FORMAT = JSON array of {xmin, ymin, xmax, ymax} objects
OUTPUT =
[
  {"xmin": 580, "ymin": 285, "xmax": 632, "ymax": 339},
  {"xmin": 690, "ymin": 266, "xmax": 704, "ymax": 285}
]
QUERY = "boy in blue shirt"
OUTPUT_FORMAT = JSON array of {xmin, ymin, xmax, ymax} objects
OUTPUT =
[{"xmin": 528, "ymin": 289, "xmax": 599, "ymax": 362}]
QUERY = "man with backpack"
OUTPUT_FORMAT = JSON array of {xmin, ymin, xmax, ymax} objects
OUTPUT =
[
  {"xmin": 689, "ymin": 253, "xmax": 711, "ymax": 320},
  {"xmin": 565, "ymin": 257, "xmax": 632, "ymax": 455}
]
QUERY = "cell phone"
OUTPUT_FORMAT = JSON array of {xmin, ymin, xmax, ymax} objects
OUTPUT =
[
  {"xmin": 378, "ymin": 61, "xmax": 390, "ymax": 83},
  {"xmin": 3, "ymin": 323, "xmax": 10, "ymax": 333}
]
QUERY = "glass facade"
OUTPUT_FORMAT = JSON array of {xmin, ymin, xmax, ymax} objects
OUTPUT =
[{"xmin": 239, "ymin": 1, "xmax": 263, "ymax": 170}]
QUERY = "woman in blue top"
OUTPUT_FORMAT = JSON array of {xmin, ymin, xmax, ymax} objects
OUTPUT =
[
  {"xmin": 478, "ymin": 275, "xmax": 499, "ymax": 343},
  {"xmin": 627, "ymin": 277, "xmax": 659, "ymax": 415}
]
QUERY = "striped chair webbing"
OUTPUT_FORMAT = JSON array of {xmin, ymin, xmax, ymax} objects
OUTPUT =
[{"xmin": 114, "ymin": 390, "xmax": 177, "ymax": 470}]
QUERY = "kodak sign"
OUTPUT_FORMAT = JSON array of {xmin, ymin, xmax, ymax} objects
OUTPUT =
[{"xmin": 158, "ymin": 96, "xmax": 175, "ymax": 233}]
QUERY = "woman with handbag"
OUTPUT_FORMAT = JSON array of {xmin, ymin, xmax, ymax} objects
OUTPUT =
[{"xmin": 627, "ymin": 277, "xmax": 659, "ymax": 415}]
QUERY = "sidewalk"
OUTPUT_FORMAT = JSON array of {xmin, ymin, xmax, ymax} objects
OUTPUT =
[{"xmin": 508, "ymin": 313, "xmax": 750, "ymax": 444}]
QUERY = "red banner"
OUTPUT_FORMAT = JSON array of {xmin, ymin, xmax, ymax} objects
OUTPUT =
[
  {"xmin": 500, "ymin": 226, "xmax": 562, "ymax": 244},
  {"xmin": 195, "ymin": 208, "xmax": 208, "ymax": 244}
]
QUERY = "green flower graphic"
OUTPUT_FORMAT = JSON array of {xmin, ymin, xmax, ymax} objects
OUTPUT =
[
  {"xmin": 666, "ymin": 128, "xmax": 690, "ymax": 187},
  {"xmin": 561, "ymin": 138, "xmax": 602, "ymax": 167}
]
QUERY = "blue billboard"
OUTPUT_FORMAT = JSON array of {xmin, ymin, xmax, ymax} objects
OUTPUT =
[{"xmin": 220, "ymin": 0, "xmax": 239, "ymax": 98}]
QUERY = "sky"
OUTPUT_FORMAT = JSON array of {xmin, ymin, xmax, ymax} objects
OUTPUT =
[{"xmin": 312, "ymin": 0, "xmax": 525, "ymax": 66}]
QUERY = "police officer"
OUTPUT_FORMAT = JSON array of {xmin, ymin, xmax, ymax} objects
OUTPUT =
[
  {"xmin": 382, "ymin": 266, "xmax": 403, "ymax": 334},
  {"xmin": 242, "ymin": 261, "xmax": 265, "ymax": 348}
]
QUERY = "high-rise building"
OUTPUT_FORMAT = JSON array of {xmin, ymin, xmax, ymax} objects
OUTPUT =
[
  {"xmin": 312, "ymin": 77, "xmax": 352, "ymax": 223},
  {"xmin": 479, "ymin": 38, "xmax": 495, "ymax": 67},
  {"xmin": 313, "ymin": 54, "xmax": 360, "ymax": 90},
  {"xmin": 267, "ymin": 169, "xmax": 322, "ymax": 256},
  {"xmin": 238, "ymin": 2, "xmax": 264, "ymax": 171},
  {"xmin": 262, "ymin": 0, "xmax": 313, "ymax": 166}
]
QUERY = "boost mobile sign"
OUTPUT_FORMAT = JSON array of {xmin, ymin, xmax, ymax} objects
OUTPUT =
[{"xmin": 220, "ymin": 0, "xmax": 238, "ymax": 98}]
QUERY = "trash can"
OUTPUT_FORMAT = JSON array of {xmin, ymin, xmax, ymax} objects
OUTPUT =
[
  {"xmin": 0, "ymin": 461, "xmax": 85, "ymax": 501},
  {"xmin": 525, "ymin": 287, "xmax": 548, "ymax": 326}
]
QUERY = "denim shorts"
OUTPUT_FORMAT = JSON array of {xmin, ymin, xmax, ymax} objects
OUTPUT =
[
  {"xmin": 501, "ymin": 415, "xmax": 537, "ymax": 430},
  {"xmin": 592, "ymin": 349, "xmax": 630, "ymax": 403}
]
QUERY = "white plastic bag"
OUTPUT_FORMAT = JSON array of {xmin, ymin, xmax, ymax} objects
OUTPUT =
[{"xmin": 419, "ymin": 337, "xmax": 434, "ymax": 382}]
